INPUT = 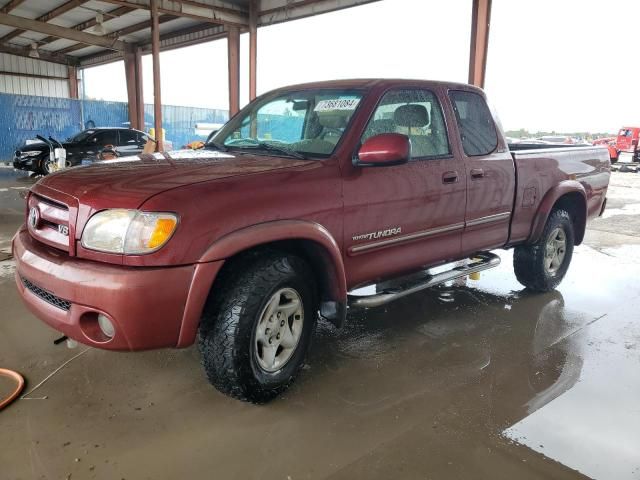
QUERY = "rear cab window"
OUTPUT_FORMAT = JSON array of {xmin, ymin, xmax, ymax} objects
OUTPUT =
[
  {"xmin": 449, "ymin": 90, "xmax": 498, "ymax": 156},
  {"xmin": 362, "ymin": 89, "xmax": 451, "ymax": 159}
]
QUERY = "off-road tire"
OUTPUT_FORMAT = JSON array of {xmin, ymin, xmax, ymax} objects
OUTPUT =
[
  {"xmin": 513, "ymin": 209, "xmax": 575, "ymax": 292},
  {"xmin": 198, "ymin": 252, "xmax": 317, "ymax": 403}
]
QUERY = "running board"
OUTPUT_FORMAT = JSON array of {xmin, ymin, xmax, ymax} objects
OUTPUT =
[{"xmin": 348, "ymin": 252, "xmax": 501, "ymax": 309}]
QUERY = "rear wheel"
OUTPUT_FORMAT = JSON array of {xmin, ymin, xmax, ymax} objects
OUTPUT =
[
  {"xmin": 513, "ymin": 209, "xmax": 575, "ymax": 292},
  {"xmin": 198, "ymin": 252, "xmax": 317, "ymax": 403}
]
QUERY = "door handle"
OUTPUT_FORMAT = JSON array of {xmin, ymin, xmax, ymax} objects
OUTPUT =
[
  {"xmin": 442, "ymin": 171, "xmax": 459, "ymax": 184},
  {"xmin": 470, "ymin": 168, "xmax": 485, "ymax": 179}
]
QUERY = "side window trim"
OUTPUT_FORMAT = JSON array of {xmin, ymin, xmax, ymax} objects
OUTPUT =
[
  {"xmin": 360, "ymin": 87, "xmax": 453, "ymax": 161},
  {"xmin": 447, "ymin": 89, "xmax": 499, "ymax": 157}
]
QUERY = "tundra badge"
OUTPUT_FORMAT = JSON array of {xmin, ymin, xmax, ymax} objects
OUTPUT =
[{"xmin": 352, "ymin": 227, "xmax": 401, "ymax": 242}]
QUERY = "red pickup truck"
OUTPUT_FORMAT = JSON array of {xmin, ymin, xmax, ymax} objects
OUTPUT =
[{"xmin": 13, "ymin": 79, "xmax": 610, "ymax": 402}]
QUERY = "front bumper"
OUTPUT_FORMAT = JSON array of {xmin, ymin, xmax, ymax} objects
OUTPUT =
[
  {"xmin": 13, "ymin": 228, "xmax": 223, "ymax": 351},
  {"xmin": 13, "ymin": 155, "xmax": 40, "ymax": 171}
]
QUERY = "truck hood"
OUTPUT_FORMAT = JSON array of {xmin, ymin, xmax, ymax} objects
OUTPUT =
[{"xmin": 36, "ymin": 149, "xmax": 308, "ymax": 210}]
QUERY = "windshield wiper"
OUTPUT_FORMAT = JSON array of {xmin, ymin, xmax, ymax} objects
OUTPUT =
[
  {"xmin": 204, "ymin": 141, "xmax": 229, "ymax": 152},
  {"xmin": 242, "ymin": 141, "xmax": 308, "ymax": 160}
]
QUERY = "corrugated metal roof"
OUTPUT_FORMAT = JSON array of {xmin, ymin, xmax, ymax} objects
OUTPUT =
[{"xmin": 0, "ymin": 0, "xmax": 379, "ymax": 68}]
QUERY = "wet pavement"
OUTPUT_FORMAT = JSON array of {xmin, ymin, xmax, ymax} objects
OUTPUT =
[{"xmin": 1, "ymin": 167, "xmax": 639, "ymax": 480}]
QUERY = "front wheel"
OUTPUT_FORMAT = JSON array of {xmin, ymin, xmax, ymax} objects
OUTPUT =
[
  {"xmin": 38, "ymin": 156, "xmax": 55, "ymax": 175},
  {"xmin": 513, "ymin": 209, "xmax": 575, "ymax": 292},
  {"xmin": 198, "ymin": 252, "xmax": 317, "ymax": 403}
]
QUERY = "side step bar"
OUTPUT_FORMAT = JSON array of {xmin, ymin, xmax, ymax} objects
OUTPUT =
[{"xmin": 348, "ymin": 252, "xmax": 501, "ymax": 309}]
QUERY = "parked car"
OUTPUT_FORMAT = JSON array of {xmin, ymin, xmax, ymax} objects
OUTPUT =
[
  {"xmin": 13, "ymin": 79, "xmax": 610, "ymax": 403},
  {"xmin": 592, "ymin": 137, "xmax": 619, "ymax": 163},
  {"xmin": 13, "ymin": 127, "xmax": 152, "ymax": 175},
  {"xmin": 616, "ymin": 127, "xmax": 640, "ymax": 162}
]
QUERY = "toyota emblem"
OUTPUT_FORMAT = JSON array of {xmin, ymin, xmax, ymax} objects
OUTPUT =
[{"xmin": 28, "ymin": 206, "xmax": 40, "ymax": 229}]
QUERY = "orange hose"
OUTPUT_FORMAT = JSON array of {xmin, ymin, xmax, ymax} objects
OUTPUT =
[{"xmin": 0, "ymin": 368, "xmax": 25, "ymax": 410}]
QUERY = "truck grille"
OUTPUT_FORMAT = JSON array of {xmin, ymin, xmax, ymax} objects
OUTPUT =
[
  {"xmin": 21, "ymin": 276, "xmax": 71, "ymax": 311},
  {"xmin": 27, "ymin": 193, "xmax": 71, "ymax": 253}
]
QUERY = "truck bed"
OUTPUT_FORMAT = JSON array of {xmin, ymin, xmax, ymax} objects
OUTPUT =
[{"xmin": 508, "ymin": 145, "xmax": 611, "ymax": 245}]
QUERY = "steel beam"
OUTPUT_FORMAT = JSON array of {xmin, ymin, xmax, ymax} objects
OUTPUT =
[
  {"xmin": 99, "ymin": 0, "xmax": 248, "ymax": 26},
  {"xmin": 249, "ymin": 0, "xmax": 257, "ymax": 101},
  {"xmin": 0, "ymin": 42, "xmax": 76, "ymax": 64},
  {"xmin": 124, "ymin": 45, "xmax": 144, "ymax": 130},
  {"xmin": 39, "ymin": 6, "xmax": 135, "ymax": 47},
  {"xmin": 77, "ymin": 22, "xmax": 226, "ymax": 67},
  {"xmin": 259, "ymin": 0, "xmax": 380, "ymax": 26},
  {"xmin": 54, "ymin": 15, "xmax": 175, "ymax": 55},
  {"xmin": 151, "ymin": 0, "xmax": 163, "ymax": 151},
  {"xmin": 0, "ymin": 12, "xmax": 126, "ymax": 51},
  {"xmin": 0, "ymin": 0, "xmax": 87, "ymax": 45},
  {"xmin": 468, "ymin": 0, "xmax": 492, "ymax": 88},
  {"xmin": 227, "ymin": 25, "xmax": 240, "ymax": 116},
  {"xmin": 0, "ymin": 0, "xmax": 26, "ymax": 14}
]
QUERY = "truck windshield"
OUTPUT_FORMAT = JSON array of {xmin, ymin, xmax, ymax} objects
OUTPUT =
[{"xmin": 210, "ymin": 88, "xmax": 364, "ymax": 159}]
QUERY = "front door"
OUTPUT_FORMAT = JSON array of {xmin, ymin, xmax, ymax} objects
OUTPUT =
[
  {"xmin": 342, "ymin": 88, "xmax": 467, "ymax": 288},
  {"xmin": 448, "ymin": 90, "xmax": 515, "ymax": 255}
]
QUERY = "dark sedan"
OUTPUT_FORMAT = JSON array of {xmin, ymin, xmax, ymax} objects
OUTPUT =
[{"xmin": 13, "ymin": 127, "xmax": 151, "ymax": 175}]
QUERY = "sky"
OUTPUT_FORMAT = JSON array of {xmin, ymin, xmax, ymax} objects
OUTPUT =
[{"xmin": 83, "ymin": 0, "xmax": 640, "ymax": 134}]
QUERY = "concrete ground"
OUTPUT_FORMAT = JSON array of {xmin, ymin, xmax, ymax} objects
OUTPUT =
[{"xmin": 1, "ymin": 167, "xmax": 639, "ymax": 480}]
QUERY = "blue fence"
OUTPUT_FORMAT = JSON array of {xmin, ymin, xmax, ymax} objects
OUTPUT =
[{"xmin": 0, "ymin": 92, "xmax": 228, "ymax": 162}]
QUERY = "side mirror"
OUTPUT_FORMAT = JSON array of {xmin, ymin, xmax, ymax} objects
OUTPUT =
[{"xmin": 354, "ymin": 133, "xmax": 411, "ymax": 167}]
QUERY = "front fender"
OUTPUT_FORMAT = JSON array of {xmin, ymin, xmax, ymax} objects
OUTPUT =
[
  {"xmin": 528, "ymin": 180, "xmax": 587, "ymax": 244},
  {"xmin": 201, "ymin": 220, "xmax": 346, "ymax": 298},
  {"xmin": 176, "ymin": 220, "xmax": 348, "ymax": 346}
]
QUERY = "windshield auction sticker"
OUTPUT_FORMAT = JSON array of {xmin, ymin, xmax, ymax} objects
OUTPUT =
[{"xmin": 314, "ymin": 98, "xmax": 360, "ymax": 112}]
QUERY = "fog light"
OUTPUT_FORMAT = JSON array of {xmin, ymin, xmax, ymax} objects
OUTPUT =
[{"xmin": 97, "ymin": 314, "xmax": 115, "ymax": 338}]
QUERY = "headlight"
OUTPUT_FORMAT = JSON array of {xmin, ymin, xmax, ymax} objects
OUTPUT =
[
  {"xmin": 81, "ymin": 209, "xmax": 178, "ymax": 254},
  {"xmin": 20, "ymin": 151, "xmax": 42, "ymax": 157}
]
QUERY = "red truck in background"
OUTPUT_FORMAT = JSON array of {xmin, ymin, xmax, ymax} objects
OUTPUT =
[
  {"xmin": 13, "ymin": 79, "xmax": 610, "ymax": 403},
  {"xmin": 616, "ymin": 126, "xmax": 640, "ymax": 162},
  {"xmin": 592, "ymin": 137, "xmax": 619, "ymax": 163}
]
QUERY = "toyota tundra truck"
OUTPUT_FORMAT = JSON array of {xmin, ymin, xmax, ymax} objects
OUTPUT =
[{"xmin": 12, "ymin": 79, "xmax": 610, "ymax": 403}]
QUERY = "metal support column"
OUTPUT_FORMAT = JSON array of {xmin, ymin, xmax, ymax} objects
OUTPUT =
[
  {"xmin": 227, "ymin": 25, "xmax": 240, "ymax": 117},
  {"xmin": 249, "ymin": 0, "xmax": 258, "ymax": 101},
  {"xmin": 124, "ymin": 45, "xmax": 144, "ymax": 131},
  {"xmin": 67, "ymin": 66, "xmax": 78, "ymax": 99},
  {"xmin": 150, "ymin": 0, "xmax": 163, "ymax": 151},
  {"xmin": 468, "ymin": 0, "xmax": 492, "ymax": 88}
]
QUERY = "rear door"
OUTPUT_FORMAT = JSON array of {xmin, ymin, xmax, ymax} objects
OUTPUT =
[
  {"xmin": 448, "ymin": 90, "xmax": 515, "ymax": 255},
  {"xmin": 118, "ymin": 130, "xmax": 145, "ymax": 155},
  {"xmin": 342, "ymin": 88, "xmax": 467, "ymax": 286}
]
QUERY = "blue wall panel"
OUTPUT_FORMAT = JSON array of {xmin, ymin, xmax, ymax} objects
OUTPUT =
[{"xmin": 0, "ymin": 92, "xmax": 228, "ymax": 162}]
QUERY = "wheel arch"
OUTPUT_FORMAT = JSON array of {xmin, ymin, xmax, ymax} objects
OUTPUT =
[
  {"xmin": 528, "ymin": 181, "xmax": 587, "ymax": 245},
  {"xmin": 186, "ymin": 221, "xmax": 347, "ymax": 337}
]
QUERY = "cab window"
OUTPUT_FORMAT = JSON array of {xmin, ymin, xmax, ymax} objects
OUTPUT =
[
  {"xmin": 362, "ymin": 89, "xmax": 450, "ymax": 158},
  {"xmin": 449, "ymin": 90, "xmax": 498, "ymax": 156}
]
